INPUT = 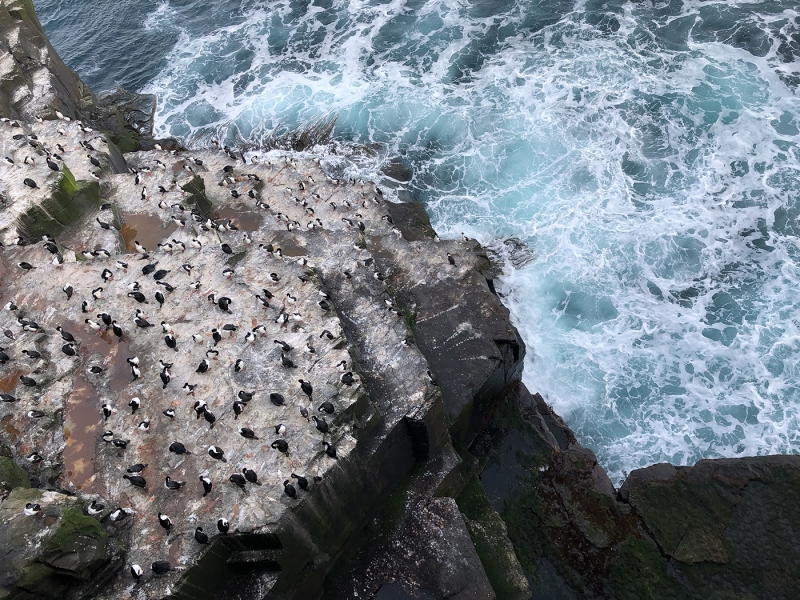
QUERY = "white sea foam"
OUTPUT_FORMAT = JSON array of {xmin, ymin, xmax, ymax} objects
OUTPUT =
[{"xmin": 136, "ymin": 0, "xmax": 800, "ymax": 482}]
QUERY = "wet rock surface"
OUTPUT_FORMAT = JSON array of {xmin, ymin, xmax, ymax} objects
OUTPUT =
[{"xmin": 469, "ymin": 382, "xmax": 800, "ymax": 600}]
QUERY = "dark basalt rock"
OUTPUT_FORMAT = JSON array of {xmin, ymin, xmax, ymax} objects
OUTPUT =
[{"xmin": 466, "ymin": 381, "xmax": 800, "ymax": 600}]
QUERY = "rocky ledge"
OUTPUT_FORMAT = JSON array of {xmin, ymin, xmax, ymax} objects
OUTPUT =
[{"xmin": 0, "ymin": 1, "xmax": 798, "ymax": 599}]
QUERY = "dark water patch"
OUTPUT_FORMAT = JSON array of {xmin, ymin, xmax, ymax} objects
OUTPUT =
[{"xmin": 120, "ymin": 213, "xmax": 178, "ymax": 253}]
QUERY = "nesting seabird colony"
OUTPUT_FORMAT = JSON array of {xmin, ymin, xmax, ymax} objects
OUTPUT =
[{"xmin": 0, "ymin": 113, "xmax": 484, "ymax": 597}]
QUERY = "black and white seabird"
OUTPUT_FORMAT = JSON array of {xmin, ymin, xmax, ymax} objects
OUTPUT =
[
  {"xmin": 24, "ymin": 503, "xmax": 41, "ymax": 516},
  {"xmin": 109, "ymin": 507, "xmax": 133, "ymax": 522},
  {"xmin": 196, "ymin": 359, "xmax": 210, "ymax": 373},
  {"xmin": 56, "ymin": 326, "xmax": 75, "ymax": 342},
  {"xmin": 164, "ymin": 334, "xmax": 178, "ymax": 352},
  {"xmin": 126, "ymin": 463, "xmax": 147, "ymax": 473},
  {"xmin": 340, "ymin": 372, "xmax": 356, "ymax": 386},
  {"xmin": 243, "ymin": 468, "xmax": 261, "ymax": 485},
  {"xmin": 131, "ymin": 564, "xmax": 143, "ymax": 579},
  {"xmin": 318, "ymin": 401, "xmax": 335, "ymax": 414},
  {"xmin": 312, "ymin": 416, "xmax": 329, "ymax": 433},
  {"xmin": 299, "ymin": 380, "xmax": 313, "ymax": 397},
  {"xmin": 127, "ymin": 291, "xmax": 148, "ymax": 303},
  {"xmin": 283, "ymin": 480, "xmax": 297, "ymax": 498},
  {"xmin": 200, "ymin": 476, "xmax": 213, "ymax": 496},
  {"xmin": 169, "ymin": 441, "xmax": 191, "ymax": 454},
  {"xmin": 280, "ymin": 353, "xmax": 296, "ymax": 368},
  {"xmin": 239, "ymin": 427, "xmax": 258, "ymax": 439},
  {"xmin": 323, "ymin": 441, "xmax": 337, "ymax": 458},
  {"xmin": 158, "ymin": 512, "xmax": 172, "ymax": 532},
  {"xmin": 237, "ymin": 390, "xmax": 254, "ymax": 402},
  {"xmin": 111, "ymin": 321, "xmax": 124, "ymax": 340},
  {"xmin": 128, "ymin": 397, "xmax": 140, "ymax": 413},
  {"xmin": 23, "ymin": 177, "xmax": 38, "ymax": 189},
  {"xmin": 291, "ymin": 473, "xmax": 309, "ymax": 490},
  {"xmin": 269, "ymin": 393, "xmax": 285, "ymax": 406},
  {"xmin": 234, "ymin": 359, "xmax": 244, "ymax": 372},
  {"xmin": 122, "ymin": 474, "xmax": 147, "ymax": 489},
  {"xmin": 229, "ymin": 473, "xmax": 247, "ymax": 490},
  {"xmin": 162, "ymin": 408, "xmax": 176, "ymax": 419},
  {"xmin": 87, "ymin": 500, "xmax": 105, "ymax": 515},
  {"xmin": 208, "ymin": 445, "xmax": 227, "ymax": 462},
  {"xmin": 165, "ymin": 476, "xmax": 185, "ymax": 490},
  {"xmin": 17, "ymin": 261, "xmax": 36, "ymax": 271},
  {"xmin": 271, "ymin": 439, "xmax": 289, "ymax": 454},
  {"xmin": 217, "ymin": 518, "xmax": 229, "ymax": 533},
  {"xmin": 274, "ymin": 339, "xmax": 292, "ymax": 352},
  {"xmin": 203, "ymin": 408, "xmax": 216, "ymax": 428},
  {"xmin": 194, "ymin": 527, "xmax": 209, "ymax": 544},
  {"xmin": 63, "ymin": 284, "xmax": 74, "ymax": 300},
  {"xmin": 233, "ymin": 401, "xmax": 246, "ymax": 419}
]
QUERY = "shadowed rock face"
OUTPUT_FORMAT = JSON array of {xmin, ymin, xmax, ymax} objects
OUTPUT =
[
  {"xmin": 466, "ymin": 382, "xmax": 800, "ymax": 600},
  {"xmin": 0, "ymin": 0, "xmax": 95, "ymax": 122}
]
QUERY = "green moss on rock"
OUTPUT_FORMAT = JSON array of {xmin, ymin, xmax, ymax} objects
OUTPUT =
[
  {"xmin": 181, "ymin": 175, "xmax": 214, "ymax": 219},
  {"xmin": 41, "ymin": 508, "xmax": 108, "ymax": 578},
  {"xmin": 458, "ymin": 477, "xmax": 530, "ymax": 600},
  {"xmin": 605, "ymin": 537, "xmax": 686, "ymax": 600},
  {"xmin": 0, "ymin": 457, "xmax": 30, "ymax": 492},
  {"xmin": 16, "ymin": 166, "xmax": 102, "ymax": 241}
]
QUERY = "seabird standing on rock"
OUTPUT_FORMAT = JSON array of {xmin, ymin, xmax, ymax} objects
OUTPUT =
[
  {"xmin": 122, "ymin": 474, "xmax": 147, "ymax": 489},
  {"xmin": 229, "ymin": 473, "xmax": 247, "ymax": 490},
  {"xmin": 208, "ymin": 445, "xmax": 227, "ymax": 462},
  {"xmin": 194, "ymin": 527, "xmax": 209, "ymax": 544},
  {"xmin": 158, "ymin": 512, "xmax": 172, "ymax": 532},
  {"xmin": 164, "ymin": 476, "xmax": 185, "ymax": 490},
  {"xmin": 169, "ymin": 441, "xmax": 191, "ymax": 455},
  {"xmin": 283, "ymin": 480, "xmax": 297, "ymax": 498},
  {"xmin": 196, "ymin": 359, "xmax": 210, "ymax": 373},
  {"xmin": 291, "ymin": 473, "xmax": 309, "ymax": 490},
  {"xmin": 217, "ymin": 518, "xmax": 229, "ymax": 533},
  {"xmin": 200, "ymin": 476, "xmax": 213, "ymax": 496},
  {"xmin": 323, "ymin": 441, "xmax": 337, "ymax": 458},
  {"xmin": 239, "ymin": 427, "xmax": 258, "ymax": 439},
  {"xmin": 271, "ymin": 439, "xmax": 289, "ymax": 454},
  {"xmin": 243, "ymin": 468, "xmax": 261, "ymax": 485}
]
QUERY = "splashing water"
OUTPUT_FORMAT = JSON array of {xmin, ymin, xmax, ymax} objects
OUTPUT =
[{"xmin": 35, "ymin": 0, "xmax": 800, "ymax": 482}]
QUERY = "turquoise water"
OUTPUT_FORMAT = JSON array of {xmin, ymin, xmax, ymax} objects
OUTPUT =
[{"xmin": 35, "ymin": 0, "xmax": 800, "ymax": 482}]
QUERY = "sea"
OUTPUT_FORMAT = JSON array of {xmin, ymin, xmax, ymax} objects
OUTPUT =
[{"xmin": 34, "ymin": 0, "xmax": 800, "ymax": 484}]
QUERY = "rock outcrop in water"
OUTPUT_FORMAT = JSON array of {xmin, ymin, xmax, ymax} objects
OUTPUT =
[{"xmin": 1, "ymin": 2, "xmax": 799, "ymax": 599}]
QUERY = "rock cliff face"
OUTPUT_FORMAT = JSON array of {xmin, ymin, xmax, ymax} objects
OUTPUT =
[{"xmin": 0, "ymin": 3, "xmax": 799, "ymax": 600}]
